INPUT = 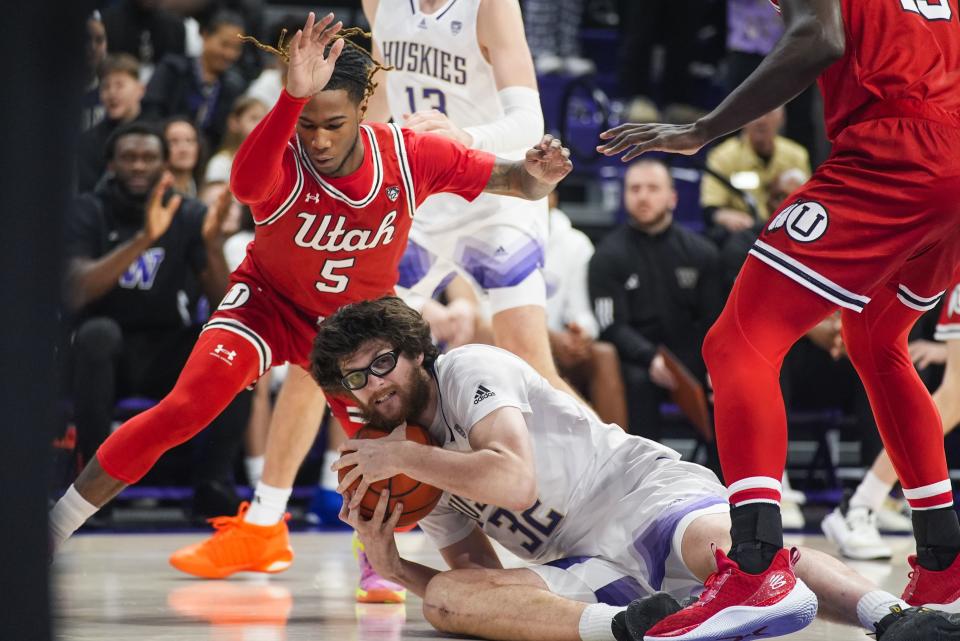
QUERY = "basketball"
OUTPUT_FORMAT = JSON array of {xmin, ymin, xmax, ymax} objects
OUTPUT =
[{"xmin": 338, "ymin": 424, "xmax": 443, "ymax": 527}]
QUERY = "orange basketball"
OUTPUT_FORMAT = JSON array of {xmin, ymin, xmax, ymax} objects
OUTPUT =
[{"xmin": 338, "ymin": 424, "xmax": 443, "ymax": 527}]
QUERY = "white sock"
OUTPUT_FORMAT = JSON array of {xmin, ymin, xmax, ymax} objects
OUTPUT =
[
  {"xmin": 320, "ymin": 450, "xmax": 339, "ymax": 491},
  {"xmin": 244, "ymin": 455, "xmax": 264, "ymax": 488},
  {"xmin": 856, "ymin": 590, "xmax": 907, "ymax": 631},
  {"xmin": 245, "ymin": 482, "xmax": 291, "ymax": 526},
  {"xmin": 850, "ymin": 471, "xmax": 893, "ymax": 513},
  {"xmin": 578, "ymin": 603, "xmax": 626, "ymax": 641},
  {"xmin": 49, "ymin": 485, "xmax": 99, "ymax": 551}
]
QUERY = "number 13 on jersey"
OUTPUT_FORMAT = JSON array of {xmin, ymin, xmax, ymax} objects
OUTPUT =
[{"xmin": 405, "ymin": 87, "xmax": 447, "ymax": 114}]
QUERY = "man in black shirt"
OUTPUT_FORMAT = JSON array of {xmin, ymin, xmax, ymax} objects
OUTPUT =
[
  {"xmin": 589, "ymin": 159, "xmax": 724, "ymax": 440},
  {"xmin": 65, "ymin": 121, "xmax": 245, "ymax": 517}
]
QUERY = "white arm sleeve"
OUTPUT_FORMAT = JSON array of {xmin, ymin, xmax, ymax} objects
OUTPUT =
[{"xmin": 462, "ymin": 86, "xmax": 544, "ymax": 154}]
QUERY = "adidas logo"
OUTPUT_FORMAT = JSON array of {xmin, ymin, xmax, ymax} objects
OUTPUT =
[
  {"xmin": 494, "ymin": 246, "xmax": 507, "ymax": 256},
  {"xmin": 417, "ymin": 18, "xmax": 427, "ymax": 29},
  {"xmin": 473, "ymin": 384, "xmax": 495, "ymax": 404}
]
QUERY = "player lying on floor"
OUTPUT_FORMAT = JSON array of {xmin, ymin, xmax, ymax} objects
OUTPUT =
[{"xmin": 311, "ymin": 296, "xmax": 960, "ymax": 641}]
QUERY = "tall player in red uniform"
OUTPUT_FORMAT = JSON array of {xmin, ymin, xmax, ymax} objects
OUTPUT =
[
  {"xmin": 49, "ymin": 12, "xmax": 572, "ymax": 550},
  {"xmin": 598, "ymin": 0, "xmax": 960, "ymax": 639}
]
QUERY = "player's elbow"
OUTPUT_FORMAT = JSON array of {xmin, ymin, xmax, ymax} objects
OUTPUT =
[
  {"xmin": 791, "ymin": 16, "xmax": 845, "ymax": 66},
  {"xmin": 504, "ymin": 473, "xmax": 538, "ymax": 511}
]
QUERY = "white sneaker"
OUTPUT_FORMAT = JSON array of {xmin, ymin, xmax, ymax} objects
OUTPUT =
[
  {"xmin": 781, "ymin": 499, "xmax": 806, "ymax": 530},
  {"xmin": 821, "ymin": 505, "xmax": 892, "ymax": 560},
  {"xmin": 876, "ymin": 498, "xmax": 913, "ymax": 533}
]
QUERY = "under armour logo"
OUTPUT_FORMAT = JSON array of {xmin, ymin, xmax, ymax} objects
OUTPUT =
[
  {"xmin": 625, "ymin": 274, "xmax": 640, "ymax": 290},
  {"xmin": 213, "ymin": 344, "xmax": 237, "ymax": 362},
  {"xmin": 305, "ymin": 193, "xmax": 321, "ymax": 203}
]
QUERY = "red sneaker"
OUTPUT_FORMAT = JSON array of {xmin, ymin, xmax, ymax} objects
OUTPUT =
[
  {"xmin": 902, "ymin": 554, "xmax": 960, "ymax": 612},
  {"xmin": 644, "ymin": 547, "xmax": 817, "ymax": 640}
]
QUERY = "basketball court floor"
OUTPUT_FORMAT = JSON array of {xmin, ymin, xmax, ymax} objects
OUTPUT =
[{"xmin": 54, "ymin": 530, "xmax": 914, "ymax": 641}]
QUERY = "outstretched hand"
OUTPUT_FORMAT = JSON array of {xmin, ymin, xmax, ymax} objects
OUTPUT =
[
  {"xmin": 524, "ymin": 134, "xmax": 573, "ymax": 185},
  {"xmin": 597, "ymin": 122, "xmax": 708, "ymax": 161},
  {"xmin": 285, "ymin": 12, "xmax": 345, "ymax": 99}
]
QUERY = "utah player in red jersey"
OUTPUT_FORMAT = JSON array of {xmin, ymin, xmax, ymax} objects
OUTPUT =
[
  {"xmin": 49, "ymin": 12, "xmax": 573, "ymax": 553},
  {"xmin": 598, "ymin": 0, "xmax": 960, "ymax": 639}
]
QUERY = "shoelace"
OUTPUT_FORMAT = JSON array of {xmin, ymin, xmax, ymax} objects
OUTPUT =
[{"xmin": 695, "ymin": 569, "xmax": 731, "ymax": 607}]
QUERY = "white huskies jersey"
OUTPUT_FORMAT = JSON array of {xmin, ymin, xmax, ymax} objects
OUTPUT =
[
  {"xmin": 374, "ymin": 0, "xmax": 505, "ymax": 141},
  {"xmin": 419, "ymin": 345, "xmax": 682, "ymax": 563}
]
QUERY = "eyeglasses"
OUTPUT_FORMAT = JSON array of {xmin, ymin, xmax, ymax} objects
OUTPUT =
[{"xmin": 340, "ymin": 350, "xmax": 399, "ymax": 391}]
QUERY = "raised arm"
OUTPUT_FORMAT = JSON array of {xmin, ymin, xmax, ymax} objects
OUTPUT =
[
  {"xmin": 231, "ymin": 12, "xmax": 344, "ymax": 206},
  {"xmin": 598, "ymin": 0, "xmax": 845, "ymax": 160},
  {"xmin": 66, "ymin": 174, "xmax": 182, "ymax": 311}
]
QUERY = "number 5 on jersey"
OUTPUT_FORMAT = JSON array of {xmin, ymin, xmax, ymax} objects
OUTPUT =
[{"xmin": 316, "ymin": 258, "xmax": 355, "ymax": 293}]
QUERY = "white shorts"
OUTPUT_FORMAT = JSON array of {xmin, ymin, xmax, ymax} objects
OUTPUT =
[
  {"xmin": 398, "ymin": 192, "xmax": 549, "ymax": 314},
  {"xmin": 528, "ymin": 460, "xmax": 729, "ymax": 606}
]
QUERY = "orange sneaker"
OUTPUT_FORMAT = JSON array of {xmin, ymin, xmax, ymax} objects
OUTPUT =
[{"xmin": 169, "ymin": 502, "xmax": 294, "ymax": 579}]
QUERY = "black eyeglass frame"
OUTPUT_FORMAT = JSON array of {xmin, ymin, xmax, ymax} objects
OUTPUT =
[{"xmin": 340, "ymin": 350, "xmax": 399, "ymax": 391}]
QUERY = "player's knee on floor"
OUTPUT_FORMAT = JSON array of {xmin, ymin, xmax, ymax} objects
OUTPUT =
[
  {"xmin": 74, "ymin": 317, "xmax": 122, "ymax": 360},
  {"xmin": 422, "ymin": 573, "xmax": 458, "ymax": 632}
]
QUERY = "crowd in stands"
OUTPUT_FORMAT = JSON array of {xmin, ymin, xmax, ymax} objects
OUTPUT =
[{"xmin": 63, "ymin": 1, "xmax": 954, "ymax": 538}]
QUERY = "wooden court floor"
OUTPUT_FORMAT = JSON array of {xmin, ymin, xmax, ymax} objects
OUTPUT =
[{"xmin": 53, "ymin": 531, "xmax": 915, "ymax": 641}]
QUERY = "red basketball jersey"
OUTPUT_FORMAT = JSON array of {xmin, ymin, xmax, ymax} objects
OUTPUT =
[
  {"xmin": 819, "ymin": 0, "xmax": 960, "ymax": 139},
  {"xmin": 231, "ymin": 92, "xmax": 494, "ymax": 321}
]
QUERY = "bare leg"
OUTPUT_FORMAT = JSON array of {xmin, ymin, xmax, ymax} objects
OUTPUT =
[
  {"xmin": 244, "ymin": 370, "xmax": 273, "ymax": 459},
  {"xmin": 74, "ymin": 458, "xmax": 127, "ymax": 507},
  {"xmin": 492, "ymin": 305, "xmax": 582, "ymax": 400},
  {"xmin": 260, "ymin": 365, "xmax": 328, "ymax": 488},
  {"xmin": 587, "ymin": 341, "xmax": 629, "ymax": 429},
  {"xmin": 423, "ymin": 567, "xmax": 586, "ymax": 641},
  {"xmin": 680, "ymin": 512, "xmax": 890, "ymax": 627}
]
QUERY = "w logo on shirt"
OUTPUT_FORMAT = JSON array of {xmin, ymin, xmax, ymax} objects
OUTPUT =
[
  {"xmin": 474, "ymin": 384, "xmax": 495, "ymax": 404},
  {"xmin": 119, "ymin": 248, "xmax": 166, "ymax": 290}
]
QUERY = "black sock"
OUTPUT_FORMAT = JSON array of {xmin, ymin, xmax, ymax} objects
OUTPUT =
[
  {"xmin": 913, "ymin": 507, "xmax": 960, "ymax": 571},
  {"xmin": 728, "ymin": 503, "xmax": 784, "ymax": 574}
]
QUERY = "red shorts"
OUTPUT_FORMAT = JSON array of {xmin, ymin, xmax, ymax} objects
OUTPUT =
[
  {"xmin": 751, "ymin": 116, "xmax": 960, "ymax": 314},
  {"xmin": 202, "ymin": 257, "xmax": 367, "ymax": 436},
  {"xmin": 936, "ymin": 275, "xmax": 960, "ymax": 342}
]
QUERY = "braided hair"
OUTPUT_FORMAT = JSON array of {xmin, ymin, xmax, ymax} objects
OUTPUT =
[{"xmin": 240, "ymin": 26, "xmax": 392, "ymax": 118}]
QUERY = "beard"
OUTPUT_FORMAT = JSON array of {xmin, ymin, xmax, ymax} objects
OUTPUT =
[{"xmin": 357, "ymin": 367, "xmax": 431, "ymax": 431}]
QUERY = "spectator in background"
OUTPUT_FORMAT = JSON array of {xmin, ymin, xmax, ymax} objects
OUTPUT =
[
  {"xmin": 589, "ymin": 159, "xmax": 723, "ymax": 440},
  {"xmin": 64, "ymin": 121, "xmax": 247, "ymax": 519},
  {"xmin": 141, "ymin": 10, "xmax": 248, "ymax": 151},
  {"xmin": 522, "ymin": 0, "xmax": 594, "ymax": 76},
  {"xmin": 163, "ymin": 116, "xmax": 205, "ymax": 198},
  {"xmin": 700, "ymin": 107, "xmax": 810, "ymax": 237},
  {"xmin": 77, "ymin": 54, "xmax": 145, "ymax": 194},
  {"xmin": 82, "ymin": 11, "xmax": 108, "ymax": 132},
  {"xmin": 203, "ymin": 96, "xmax": 268, "ymax": 186},
  {"xmin": 102, "ymin": 0, "xmax": 186, "ymax": 82},
  {"xmin": 544, "ymin": 191, "xmax": 629, "ymax": 428}
]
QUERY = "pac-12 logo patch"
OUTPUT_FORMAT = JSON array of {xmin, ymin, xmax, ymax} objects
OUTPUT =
[
  {"xmin": 218, "ymin": 283, "xmax": 251, "ymax": 310},
  {"xmin": 451, "ymin": 20, "xmax": 462, "ymax": 35},
  {"xmin": 386, "ymin": 185, "xmax": 400, "ymax": 202},
  {"xmin": 767, "ymin": 200, "xmax": 829, "ymax": 243}
]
